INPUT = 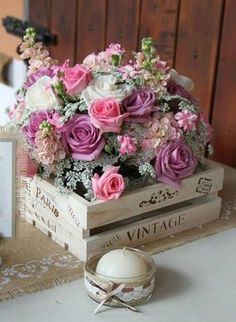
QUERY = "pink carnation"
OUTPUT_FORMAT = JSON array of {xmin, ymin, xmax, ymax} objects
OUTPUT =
[
  {"xmin": 175, "ymin": 110, "xmax": 198, "ymax": 131},
  {"xmin": 92, "ymin": 166, "xmax": 125, "ymax": 201},
  {"xmin": 117, "ymin": 135, "xmax": 137, "ymax": 156}
]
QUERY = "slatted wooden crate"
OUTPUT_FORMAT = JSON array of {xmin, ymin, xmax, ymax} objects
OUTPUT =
[{"xmin": 24, "ymin": 160, "xmax": 224, "ymax": 261}]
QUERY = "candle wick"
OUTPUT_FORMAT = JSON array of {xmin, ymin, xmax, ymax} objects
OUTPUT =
[{"xmin": 122, "ymin": 247, "xmax": 126, "ymax": 255}]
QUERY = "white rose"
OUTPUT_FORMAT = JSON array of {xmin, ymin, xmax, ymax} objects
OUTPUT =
[
  {"xmin": 25, "ymin": 76, "xmax": 61, "ymax": 111},
  {"xmin": 170, "ymin": 69, "xmax": 194, "ymax": 91},
  {"xmin": 82, "ymin": 75, "xmax": 133, "ymax": 106}
]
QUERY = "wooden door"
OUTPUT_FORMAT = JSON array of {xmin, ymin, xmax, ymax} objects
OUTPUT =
[{"xmin": 28, "ymin": 0, "xmax": 236, "ymax": 167}]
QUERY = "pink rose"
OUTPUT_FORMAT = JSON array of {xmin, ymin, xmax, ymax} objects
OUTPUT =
[
  {"xmin": 92, "ymin": 166, "xmax": 125, "ymax": 201},
  {"xmin": 89, "ymin": 98, "xmax": 128, "ymax": 133},
  {"xmin": 62, "ymin": 64, "xmax": 92, "ymax": 96}
]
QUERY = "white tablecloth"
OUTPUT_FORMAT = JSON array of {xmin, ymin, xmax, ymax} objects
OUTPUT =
[{"xmin": 0, "ymin": 228, "xmax": 235, "ymax": 322}]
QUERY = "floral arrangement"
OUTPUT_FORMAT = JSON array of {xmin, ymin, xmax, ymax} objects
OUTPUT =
[{"xmin": 8, "ymin": 28, "xmax": 212, "ymax": 202}]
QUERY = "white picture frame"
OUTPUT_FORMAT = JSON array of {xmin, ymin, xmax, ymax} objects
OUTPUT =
[{"xmin": 0, "ymin": 139, "xmax": 15, "ymax": 239}]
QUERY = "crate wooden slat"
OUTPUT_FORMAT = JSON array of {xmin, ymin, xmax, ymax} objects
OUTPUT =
[
  {"xmin": 25, "ymin": 195, "xmax": 221, "ymax": 261},
  {"xmin": 26, "ymin": 160, "xmax": 224, "ymax": 230},
  {"xmin": 85, "ymin": 195, "xmax": 221, "ymax": 256},
  {"xmin": 24, "ymin": 160, "xmax": 224, "ymax": 261}
]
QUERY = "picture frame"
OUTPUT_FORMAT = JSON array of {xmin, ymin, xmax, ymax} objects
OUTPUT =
[{"xmin": 0, "ymin": 138, "xmax": 15, "ymax": 239}]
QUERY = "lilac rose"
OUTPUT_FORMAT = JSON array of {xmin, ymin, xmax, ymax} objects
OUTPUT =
[
  {"xmin": 23, "ymin": 67, "xmax": 53, "ymax": 89},
  {"xmin": 122, "ymin": 89, "xmax": 155, "ymax": 123},
  {"xmin": 23, "ymin": 110, "xmax": 52, "ymax": 145},
  {"xmin": 61, "ymin": 114, "xmax": 105, "ymax": 161},
  {"xmin": 155, "ymin": 140, "xmax": 197, "ymax": 187},
  {"xmin": 167, "ymin": 81, "xmax": 196, "ymax": 104}
]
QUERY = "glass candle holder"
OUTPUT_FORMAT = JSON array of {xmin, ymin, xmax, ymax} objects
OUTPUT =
[{"xmin": 84, "ymin": 247, "xmax": 156, "ymax": 308}]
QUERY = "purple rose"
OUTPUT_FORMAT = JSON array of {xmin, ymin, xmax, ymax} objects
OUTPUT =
[
  {"xmin": 61, "ymin": 114, "xmax": 105, "ymax": 161},
  {"xmin": 155, "ymin": 140, "xmax": 197, "ymax": 187},
  {"xmin": 23, "ymin": 110, "xmax": 52, "ymax": 145},
  {"xmin": 123, "ymin": 89, "xmax": 155, "ymax": 123},
  {"xmin": 167, "ymin": 81, "xmax": 197, "ymax": 104},
  {"xmin": 23, "ymin": 68, "xmax": 53, "ymax": 89}
]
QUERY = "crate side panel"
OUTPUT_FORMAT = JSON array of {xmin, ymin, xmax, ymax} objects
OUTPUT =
[
  {"xmin": 86, "ymin": 165, "xmax": 224, "ymax": 228},
  {"xmin": 25, "ymin": 206, "xmax": 87, "ymax": 260},
  {"xmin": 85, "ymin": 196, "xmax": 221, "ymax": 258},
  {"xmin": 28, "ymin": 177, "xmax": 88, "ymax": 229}
]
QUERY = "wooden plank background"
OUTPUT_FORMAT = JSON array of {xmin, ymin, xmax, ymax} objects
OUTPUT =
[{"xmin": 28, "ymin": 0, "xmax": 235, "ymax": 167}]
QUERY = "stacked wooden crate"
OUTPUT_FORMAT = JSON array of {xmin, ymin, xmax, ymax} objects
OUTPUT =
[{"xmin": 24, "ymin": 160, "xmax": 224, "ymax": 261}]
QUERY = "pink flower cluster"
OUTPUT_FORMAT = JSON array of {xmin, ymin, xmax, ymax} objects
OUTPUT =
[
  {"xmin": 34, "ymin": 130, "xmax": 65, "ymax": 165},
  {"xmin": 143, "ymin": 113, "xmax": 181, "ymax": 151},
  {"xmin": 11, "ymin": 30, "xmax": 212, "ymax": 202},
  {"xmin": 83, "ymin": 43, "xmax": 125, "ymax": 72}
]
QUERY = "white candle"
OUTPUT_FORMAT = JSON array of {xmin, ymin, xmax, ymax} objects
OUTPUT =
[{"xmin": 96, "ymin": 248, "xmax": 148, "ymax": 283}]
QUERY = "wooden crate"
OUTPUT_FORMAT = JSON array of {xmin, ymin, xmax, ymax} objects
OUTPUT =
[{"xmin": 24, "ymin": 160, "xmax": 224, "ymax": 261}]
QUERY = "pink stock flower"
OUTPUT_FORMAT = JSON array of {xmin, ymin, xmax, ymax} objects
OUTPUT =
[
  {"xmin": 82, "ymin": 54, "xmax": 102, "ymax": 70},
  {"xmin": 34, "ymin": 130, "xmax": 66, "ymax": 165},
  {"xmin": 175, "ymin": 110, "xmax": 198, "ymax": 131},
  {"xmin": 61, "ymin": 64, "xmax": 92, "ymax": 96},
  {"xmin": 23, "ymin": 110, "xmax": 52, "ymax": 145},
  {"xmin": 92, "ymin": 166, "xmax": 125, "ymax": 201},
  {"xmin": 105, "ymin": 43, "xmax": 125, "ymax": 57},
  {"xmin": 117, "ymin": 135, "xmax": 137, "ymax": 156},
  {"xmin": 89, "ymin": 98, "xmax": 128, "ymax": 133}
]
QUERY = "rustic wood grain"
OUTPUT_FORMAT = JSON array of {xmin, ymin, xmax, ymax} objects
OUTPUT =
[
  {"xmin": 211, "ymin": 0, "xmax": 236, "ymax": 167},
  {"xmin": 139, "ymin": 0, "xmax": 180, "ymax": 67},
  {"xmin": 28, "ymin": 0, "xmax": 51, "ymax": 28},
  {"xmin": 175, "ymin": 0, "xmax": 223, "ymax": 118},
  {"xmin": 76, "ymin": 0, "xmax": 107, "ymax": 63},
  {"xmin": 25, "ymin": 162, "xmax": 223, "ymax": 260},
  {"xmin": 106, "ymin": 0, "xmax": 141, "ymax": 59},
  {"xmin": 50, "ymin": 0, "xmax": 77, "ymax": 63},
  {"xmin": 27, "ymin": 0, "xmax": 236, "ymax": 167}
]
